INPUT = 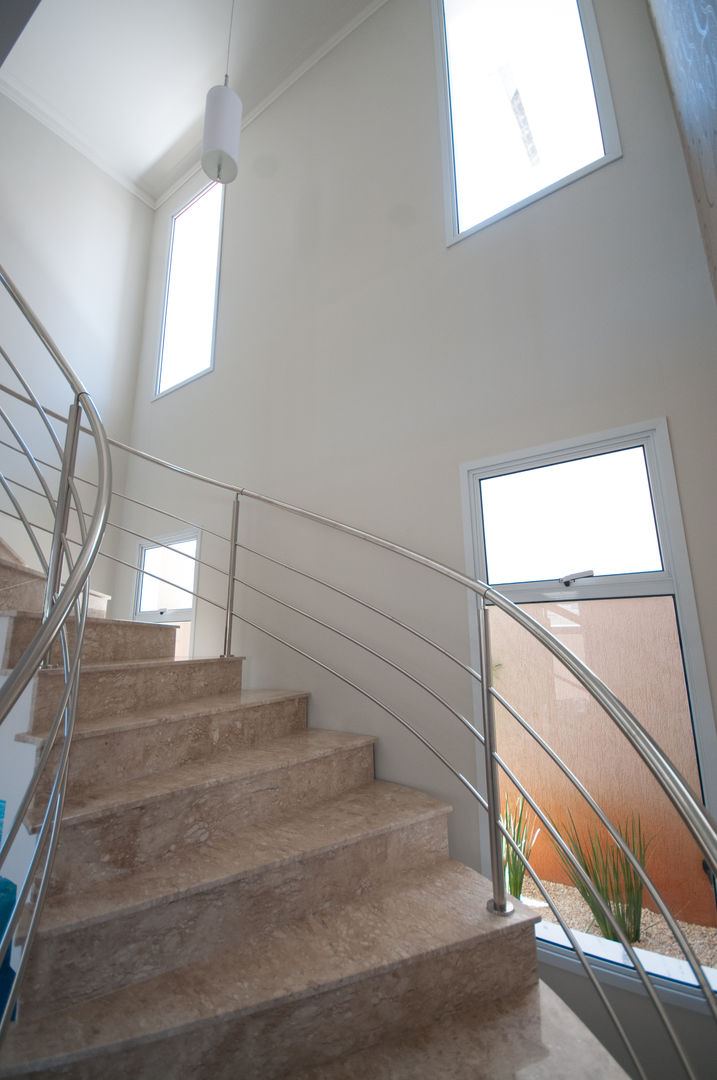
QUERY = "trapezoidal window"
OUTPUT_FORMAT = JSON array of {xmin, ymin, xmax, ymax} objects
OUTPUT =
[
  {"xmin": 156, "ymin": 182, "xmax": 224, "ymax": 396},
  {"xmin": 436, "ymin": 0, "xmax": 621, "ymax": 238}
]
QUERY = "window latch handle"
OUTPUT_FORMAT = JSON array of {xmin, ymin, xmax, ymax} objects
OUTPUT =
[{"xmin": 559, "ymin": 569, "xmax": 594, "ymax": 587}]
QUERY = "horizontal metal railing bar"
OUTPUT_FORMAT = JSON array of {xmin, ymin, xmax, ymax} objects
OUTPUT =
[
  {"xmin": 0, "ymin": 474, "xmax": 49, "ymax": 572},
  {"xmin": 236, "ymin": 574, "xmax": 486, "ymax": 745},
  {"xmin": 0, "ymin": 433, "xmax": 228, "ymax": 547},
  {"xmin": 491, "ymin": 685, "xmax": 717, "ymax": 1015},
  {"xmin": 0, "ymin": 446, "xmax": 89, "ymax": 552},
  {"xmin": 0, "ymin": 347, "xmax": 64, "ymax": 458},
  {"xmin": 230, "ymin": 607, "xmax": 489, "ymax": 813},
  {"xmin": 0, "ymin": 406, "xmax": 57, "ymax": 512},
  {"xmin": 496, "ymin": 755, "xmax": 699, "ymax": 1079},
  {"xmin": 0, "ymin": 267, "xmax": 90, "ymax": 395},
  {"xmin": 238, "ymin": 541, "xmax": 484, "ymax": 685}
]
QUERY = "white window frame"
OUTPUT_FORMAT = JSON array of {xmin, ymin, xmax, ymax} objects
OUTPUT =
[
  {"xmin": 134, "ymin": 530, "xmax": 200, "ymax": 657},
  {"xmin": 432, "ymin": 0, "xmax": 622, "ymax": 243},
  {"xmin": 460, "ymin": 419, "xmax": 717, "ymax": 816},
  {"xmin": 154, "ymin": 181, "xmax": 225, "ymax": 400},
  {"xmin": 460, "ymin": 419, "xmax": 717, "ymax": 992}
]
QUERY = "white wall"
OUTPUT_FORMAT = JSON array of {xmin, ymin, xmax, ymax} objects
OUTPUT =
[
  {"xmin": 0, "ymin": 93, "xmax": 153, "ymax": 591},
  {"xmin": 122, "ymin": 0, "xmax": 717, "ymax": 874}
]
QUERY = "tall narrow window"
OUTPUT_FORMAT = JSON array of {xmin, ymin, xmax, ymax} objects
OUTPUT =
[
  {"xmin": 135, "ymin": 535, "xmax": 198, "ymax": 659},
  {"xmin": 157, "ymin": 183, "xmax": 223, "ymax": 396},
  {"xmin": 436, "ymin": 0, "xmax": 621, "ymax": 238}
]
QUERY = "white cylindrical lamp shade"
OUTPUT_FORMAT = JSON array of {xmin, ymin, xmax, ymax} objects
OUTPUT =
[{"xmin": 202, "ymin": 84, "xmax": 243, "ymax": 184}]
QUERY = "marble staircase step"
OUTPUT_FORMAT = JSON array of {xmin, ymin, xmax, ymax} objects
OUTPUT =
[
  {"xmin": 0, "ymin": 558, "xmax": 109, "ymax": 616},
  {"xmin": 29, "ymin": 655, "xmax": 245, "ymax": 733},
  {"xmin": 293, "ymin": 981, "xmax": 629, "ymax": 1079},
  {"xmin": 20, "ymin": 689, "xmax": 309, "ymax": 806},
  {"xmin": 0, "ymin": 558, "xmax": 46, "ymax": 612},
  {"xmin": 20, "ymin": 781, "xmax": 451, "ymax": 1019},
  {"xmin": 45, "ymin": 729, "xmax": 377, "ymax": 893},
  {"xmin": 0, "ymin": 860, "xmax": 540, "ymax": 1080},
  {"xmin": 1, "ymin": 610, "xmax": 178, "ymax": 667}
]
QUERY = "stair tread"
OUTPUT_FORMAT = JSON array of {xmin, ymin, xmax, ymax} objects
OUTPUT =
[
  {"xmin": 59, "ymin": 728, "xmax": 376, "ymax": 823},
  {"xmin": 1, "ymin": 859, "xmax": 539, "ymax": 1070},
  {"xmin": 293, "ymin": 981, "xmax": 629, "ymax": 1079},
  {"xmin": 18, "ymin": 688, "xmax": 309, "ymax": 744},
  {"xmin": 37, "ymin": 654, "xmax": 245, "ymax": 677},
  {"xmin": 39, "ymin": 781, "xmax": 450, "ymax": 933}
]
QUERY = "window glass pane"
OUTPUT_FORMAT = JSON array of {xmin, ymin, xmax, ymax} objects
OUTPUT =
[
  {"xmin": 443, "ymin": 0, "xmax": 606, "ymax": 233},
  {"xmin": 480, "ymin": 447, "xmax": 663, "ymax": 584},
  {"xmin": 490, "ymin": 596, "xmax": 714, "ymax": 931},
  {"xmin": 158, "ymin": 183, "xmax": 223, "ymax": 395},
  {"xmin": 138, "ymin": 539, "xmax": 197, "ymax": 612}
]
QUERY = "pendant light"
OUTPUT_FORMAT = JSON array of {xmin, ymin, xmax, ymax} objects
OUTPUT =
[{"xmin": 201, "ymin": 0, "xmax": 242, "ymax": 184}]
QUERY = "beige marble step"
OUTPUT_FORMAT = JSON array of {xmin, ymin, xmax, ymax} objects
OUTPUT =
[
  {"xmin": 29, "ymin": 655, "xmax": 245, "ymax": 733},
  {"xmin": 21, "ymin": 689, "xmax": 309, "ymax": 806},
  {"xmin": 20, "ymin": 781, "xmax": 451, "ymax": 1020},
  {"xmin": 294, "ymin": 981, "xmax": 629, "ymax": 1079},
  {"xmin": 0, "ymin": 559, "xmax": 45, "ymax": 612},
  {"xmin": 45, "ymin": 729, "xmax": 376, "ymax": 894},
  {"xmin": 0, "ymin": 558, "xmax": 109, "ymax": 616},
  {"xmin": 0, "ymin": 860, "xmax": 539, "ymax": 1079},
  {"xmin": 1, "ymin": 610, "xmax": 177, "ymax": 666}
]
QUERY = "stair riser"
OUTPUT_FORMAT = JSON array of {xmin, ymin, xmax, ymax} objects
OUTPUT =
[
  {"xmin": 30, "ymin": 658, "xmax": 244, "ymax": 733},
  {"xmin": 49, "ymin": 742, "xmax": 375, "ymax": 894},
  {"xmin": 0, "ymin": 571, "xmax": 45, "ymax": 613},
  {"xmin": 21, "ymin": 813, "xmax": 449, "ymax": 1020},
  {"xmin": 4, "ymin": 615, "xmax": 177, "ymax": 667},
  {"xmin": 30, "ymin": 696, "xmax": 308, "ymax": 806},
  {"xmin": 12, "ymin": 924, "xmax": 538, "ymax": 1079}
]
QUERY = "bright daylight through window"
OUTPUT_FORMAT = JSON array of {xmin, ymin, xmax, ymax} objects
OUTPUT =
[
  {"xmin": 157, "ymin": 183, "xmax": 223, "ymax": 396},
  {"xmin": 440, "ymin": 0, "xmax": 620, "ymax": 236},
  {"xmin": 480, "ymin": 447, "xmax": 662, "ymax": 585}
]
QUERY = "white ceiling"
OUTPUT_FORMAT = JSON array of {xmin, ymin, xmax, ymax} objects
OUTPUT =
[{"xmin": 0, "ymin": 0, "xmax": 386, "ymax": 206}]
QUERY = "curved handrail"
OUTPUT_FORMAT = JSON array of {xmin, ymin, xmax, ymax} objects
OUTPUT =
[{"xmin": 0, "ymin": 263, "xmax": 112, "ymax": 1037}]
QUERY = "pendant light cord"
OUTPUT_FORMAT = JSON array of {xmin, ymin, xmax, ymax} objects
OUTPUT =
[{"xmin": 225, "ymin": 0, "xmax": 237, "ymax": 82}]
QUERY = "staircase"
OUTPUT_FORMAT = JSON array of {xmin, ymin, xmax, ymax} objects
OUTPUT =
[{"xmin": 0, "ymin": 556, "xmax": 628, "ymax": 1078}]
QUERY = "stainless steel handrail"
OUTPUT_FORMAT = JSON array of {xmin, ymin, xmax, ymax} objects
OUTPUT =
[{"xmin": 0, "ymin": 263, "xmax": 112, "ymax": 1038}]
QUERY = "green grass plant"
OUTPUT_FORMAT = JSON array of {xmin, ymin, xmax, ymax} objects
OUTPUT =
[
  {"xmin": 502, "ymin": 795, "xmax": 541, "ymax": 899},
  {"xmin": 553, "ymin": 812, "xmax": 652, "ymax": 943}
]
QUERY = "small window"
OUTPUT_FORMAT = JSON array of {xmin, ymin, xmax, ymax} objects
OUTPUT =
[
  {"xmin": 156, "ymin": 183, "xmax": 223, "ymax": 396},
  {"xmin": 436, "ymin": 0, "xmax": 621, "ymax": 238},
  {"xmin": 135, "ymin": 535, "xmax": 198, "ymax": 659}
]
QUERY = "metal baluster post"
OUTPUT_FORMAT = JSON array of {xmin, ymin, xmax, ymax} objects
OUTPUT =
[
  {"xmin": 221, "ymin": 492, "xmax": 240, "ymax": 658},
  {"xmin": 477, "ymin": 595, "xmax": 513, "ymax": 916},
  {"xmin": 43, "ymin": 400, "xmax": 82, "ymax": 625}
]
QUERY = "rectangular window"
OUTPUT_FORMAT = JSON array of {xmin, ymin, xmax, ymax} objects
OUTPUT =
[
  {"xmin": 156, "ymin": 183, "xmax": 223, "ymax": 396},
  {"xmin": 435, "ymin": 0, "xmax": 621, "ymax": 239},
  {"xmin": 135, "ymin": 535, "xmax": 198, "ymax": 660},
  {"xmin": 461, "ymin": 421, "xmax": 717, "ymax": 985},
  {"xmin": 479, "ymin": 447, "xmax": 662, "ymax": 585}
]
